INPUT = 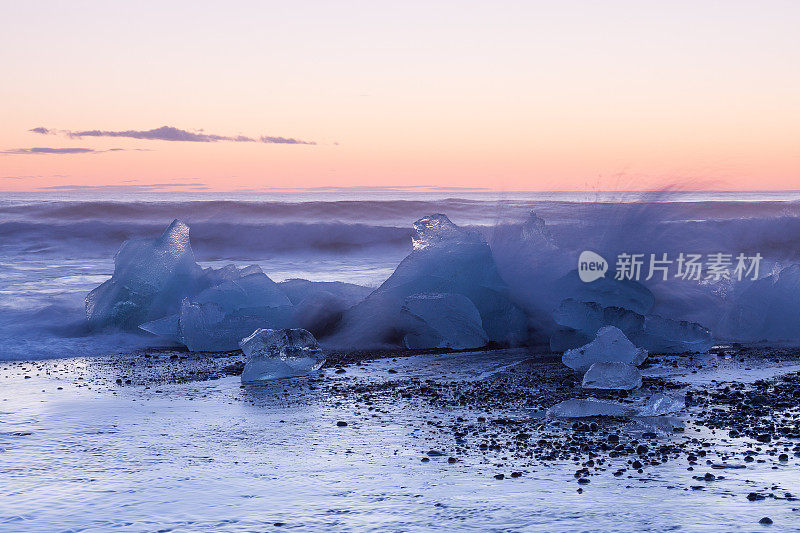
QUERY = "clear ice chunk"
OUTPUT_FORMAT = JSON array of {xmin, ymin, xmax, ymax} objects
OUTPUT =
[
  {"xmin": 562, "ymin": 326, "xmax": 647, "ymax": 372},
  {"xmin": 581, "ymin": 361, "xmax": 642, "ymax": 390},
  {"xmin": 86, "ymin": 219, "xmax": 205, "ymax": 330},
  {"xmin": 401, "ymin": 293, "xmax": 488, "ymax": 350},
  {"xmin": 240, "ymin": 328, "xmax": 325, "ymax": 382}
]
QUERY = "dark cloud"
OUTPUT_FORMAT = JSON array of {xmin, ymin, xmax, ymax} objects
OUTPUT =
[
  {"xmin": 2, "ymin": 147, "xmax": 149, "ymax": 155},
  {"xmin": 30, "ymin": 125, "xmax": 316, "ymax": 145},
  {"xmin": 37, "ymin": 182, "xmax": 211, "ymax": 193},
  {"xmin": 2, "ymin": 147, "xmax": 102, "ymax": 155}
]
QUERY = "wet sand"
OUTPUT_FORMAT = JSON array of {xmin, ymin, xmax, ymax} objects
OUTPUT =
[{"xmin": 1, "ymin": 345, "xmax": 799, "ymax": 531}]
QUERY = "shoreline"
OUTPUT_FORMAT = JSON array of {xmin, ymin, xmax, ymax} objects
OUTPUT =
[{"xmin": 3, "ymin": 345, "xmax": 799, "ymax": 530}]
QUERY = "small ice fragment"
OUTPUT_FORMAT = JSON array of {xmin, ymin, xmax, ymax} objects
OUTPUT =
[
  {"xmin": 562, "ymin": 326, "xmax": 647, "ymax": 372},
  {"xmin": 402, "ymin": 293, "xmax": 488, "ymax": 350},
  {"xmin": 582, "ymin": 361, "xmax": 642, "ymax": 390},
  {"xmin": 637, "ymin": 392, "xmax": 685, "ymax": 416},
  {"xmin": 547, "ymin": 398, "xmax": 638, "ymax": 418},
  {"xmin": 240, "ymin": 328, "xmax": 325, "ymax": 382}
]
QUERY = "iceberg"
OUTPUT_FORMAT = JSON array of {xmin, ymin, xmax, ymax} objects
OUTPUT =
[
  {"xmin": 86, "ymin": 219, "xmax": 205, "ymax": 330},
  {"xmin": 240, "ymin": 328, "xmax": 325, "ymax": 382},
  {"xmin": 552, "ymin": 299, "xmax": 713, "ymax": 354},
  {"xmin": 193, "ymin": 271, "xmax": 293, "ymax": 319},
  {"xmin": 547, "ymin": 398, "xmax": 638, "ymax": 418},
  {"xmin": 139, "ymin": 266, "xmax": 298, "ymax": 351},
  {"xmin": 638, "ymin": 314, "xmax": 715, "ymax": 353},
  {"xmin": 722, "ymin": 265, "xmax": 800, "ymax": 342},
  {"xmin": 401, "ymin": 293, "xmax": 488, "ymax": 349},
  {"xmin": 488, "ymin": 212, "xmax": 564, "ymax": 340},
  {"xmin": 280, "ymin": 279, "xmax": 372, "ymax": 337},
  {"xmin": 177, "ymin": 300, "xmax": 277, "ymax": 352},
  {"xmin": 202, "ymin": 263, "xmax": 264, "ymax": 287},
  {"xmin": 562, "ymin": 326, "xmax": 647, "ymax": 372},
  {"xmin": 327, "ymin": 214, "xmax": 527, "ymax": 348},
  {"xmin": 138, "ymin": 313, "xmax": 181, "ymax": 343},
  {"xmin": 551, "ymin": 270, "xmax": 655, "ymax": 315},
  {"xmin": 581, "ymin": 361, "xmax": 642, "ymax": 390},
  {"xmin": 278, "ymin": 279, "xmax": 372, "ymax": 307}
]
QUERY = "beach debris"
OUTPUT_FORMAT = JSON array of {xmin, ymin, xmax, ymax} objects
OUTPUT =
[
  {"xmin": 562, "ymin": 326, "xmax": 647, "ymax": 372},
  {"xmin": 402, "ymin": 293, "xmax": 488, "ymax": 349},
  {"xmin": 240, "ymin": 328, "xmax": 325, "ymax": 382},
  {"xmin": 581, "ymin": 361, "xmax": 642, "ymax": 390}
]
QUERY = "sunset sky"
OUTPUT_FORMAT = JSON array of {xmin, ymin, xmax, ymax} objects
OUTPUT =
[{"xmin": 1, "ymin": 1, "xmax": 798, "ymax": 193}]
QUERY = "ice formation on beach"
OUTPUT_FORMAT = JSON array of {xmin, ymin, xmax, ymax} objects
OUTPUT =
[
  {"xmin": 240, "ymin": 328, "xmax": 325, "ymax": 382},
  {"xmin": 86, "ymin": 219, "xmax": 205, "ymax": 330},
  {"xmin": 280, "ymin": 279, "xmax": 372, "ymax": 337},
  {"xmin": 401, "ymin": 293, "xmax": 488, "ymax": 349},
  {"xmin": 637, "ymin": 392, "xmax": 685, "ymax": 417},
  {"xmin": 551, "ymin": 271, "xmax": 655, "ymax": 315},
  {"xmin": 547, "ymin": 398, "xmax": 639, "ymax": 418},
  {"xmin": 562, "ymin": 326, "xmax": 647, "ymax": 372},
  {"xmin": 326, "ymin": 214, "xmax": 526, "ymax": 348},
  {"xmin": 177, "ymin": 300, "xmax": 286, "ymax": 352},
  {"xmin": 722, "ymin": 264, "xmax": 800, "ymax": 343},
  {"xmin": 79, "ymin": 205, "xmax": 799, "ymax": 359},
  {"xmin": 548, "ymin": 392, "xmax": 685, "ymax": 418},
  {"xmin": 88, "ymin": 220, "xmax": 375, "ymax": 351},
  {"xmin": 194, "ymin": 271, "xmax": 291, "ymax": 314},
  {"xmin": 552, "ymin": 299, "xmax": 713, "ymax": 354},
  {"xmin": 581, "ymin": 361, "xmax": 642, "ymax": 390}
]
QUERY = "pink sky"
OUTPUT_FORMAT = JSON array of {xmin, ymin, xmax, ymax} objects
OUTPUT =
[{"xmin": 1, "ymin": 1, "xmax": 798, "ymax": 192}]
